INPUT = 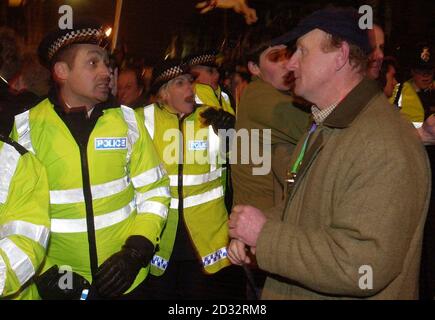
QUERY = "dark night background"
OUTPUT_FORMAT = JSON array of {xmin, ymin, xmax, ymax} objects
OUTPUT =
[{"xmin": 0, "ymin": 0, "xmax": 434, "ymax": 70}]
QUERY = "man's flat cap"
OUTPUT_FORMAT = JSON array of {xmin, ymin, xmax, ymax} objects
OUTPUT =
[{"xmin": 272, "ymin": 7, "xmax": 371, "ymax": 54}]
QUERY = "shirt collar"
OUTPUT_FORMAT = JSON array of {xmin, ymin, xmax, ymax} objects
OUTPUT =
[
  {"xmin": 322, "ymin": 78, "xmax": 381, "ymax": 128},
  {"xmin": 311, "ymin": 102, "xmax": 339, "ymax": 125}
]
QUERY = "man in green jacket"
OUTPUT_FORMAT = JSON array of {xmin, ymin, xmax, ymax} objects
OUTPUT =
[
  {"xmin": 0, "ymin": 135, "xmax": 50, "ymax": 299},
  {"xmin": 228, "ymin": 8, "xmax": 430, "ymax": 300},
  {"xmin": 231, "ymin": 26, "xmax": 309, "ymax": 298}
]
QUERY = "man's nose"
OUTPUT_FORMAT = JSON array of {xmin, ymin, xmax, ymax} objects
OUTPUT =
[
  {"xmin": 100, "ymin": 64, "xmax": 111, "ymax": 78},
  {"xmin": 285, "ymin": 55, "xmax": 298, "ymax": 71}
]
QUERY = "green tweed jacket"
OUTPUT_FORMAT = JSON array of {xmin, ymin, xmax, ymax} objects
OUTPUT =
[{"xmin": 257, "ymin": 79, "xmax": 431, "ymax": 300}]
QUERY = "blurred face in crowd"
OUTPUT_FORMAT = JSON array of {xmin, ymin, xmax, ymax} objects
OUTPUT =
[
  {"xmin": 384, "ymin": 65, "xmax": 398, "ymax": 98},
  {"xmin": 54, "ymin": 44, "xmax": 110, "ymax": 107},
  {"xmin": 230, "ymin": 72, "xmax": 249, "ymax": 95},
  {"xmin": 159, "ymin": 74, "xmax": 195, "ymax": 114},
  {"xmin": 190, "ymin": 65, "xmax": 220, "ymax": 90},
  {"xmin": 367, "ymin": 25, "xmax": 385, "ymax": 80},
  {"xmin": 117, "ymin": 69, "xmax": 143, "ymax": 106},
  {"xmin": 249, "ymin": 45, "xmax": 293, "ymax": 91},
  {"xmin": 412, "ymin": 68, "xmax": 434, "ymax": 91},
  {"xmin": 286, "ymin": 29, "xmax": 339, "ymax": 106}
]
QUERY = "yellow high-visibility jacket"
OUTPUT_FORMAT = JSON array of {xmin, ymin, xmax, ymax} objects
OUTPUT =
[
  {"xmin": 194, "ymin": 83, "xmax": 235, "ymax": 115},
  {"xmin": 11, "ymin": 98, "xmax": 170, "ymax": 297},
  {"xmin": 0, "ymin": 136, "xmax": 50, "ymax": 300},
  {"xmin": 390, "ymin": 80, "xmax": 425, "ymax": 122},
  {"xmin": 137, "ymin": 103, "xmax": 230, "ymax": 275}
]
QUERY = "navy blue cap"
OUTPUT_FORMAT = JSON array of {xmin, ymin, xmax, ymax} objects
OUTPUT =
[{"xmin": 272, "ymin": 7, "xmax": 371, "ymax": 55}]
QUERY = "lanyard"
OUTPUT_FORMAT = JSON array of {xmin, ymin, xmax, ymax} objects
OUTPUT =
[{"xmin": 287, "ymin": 122, "xmax": 318, "ymax": 184}]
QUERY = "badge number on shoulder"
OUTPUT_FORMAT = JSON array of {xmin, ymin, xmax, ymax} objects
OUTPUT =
[
  {"xmin": 95, "ymin": 137, "xmax": 127, "ymax": 150},
  {"xmin": 188, "ymin": 140, "xmax": 208, "ymax": 151}
]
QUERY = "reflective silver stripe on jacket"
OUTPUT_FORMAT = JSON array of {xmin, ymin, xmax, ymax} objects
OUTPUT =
[
  {"xmin": 0, "ymin": 143, "xmax": 21, "ymax": 204},
  {"xmin": 195, "ymin": 95, "xmax": 204, "ymax": 105},
  {"xmin": 0, "ymin": 238, "xmax": 35, "ymax": 287},
  {"xmin": 50, "ymin": 176, "xmax": 130, "ymax": 205},
  {"xmin": 131, "ymin": 164, "xmax": 167, "ymax": 188},
  {"xmin": 15, "ymin": 110, "xmax": 34, "ymax": 154},
  {"xmin": 168, "ymin": 168, "xmax": 222, "ymax": 187},
  {"xmin": 143, "ymin": 104, "xmax": 155, "ymax": 139},
  {"xmin": 208, "ymin": 125, "xmax": 219, "ymax": 172},
  {"xmin": 0, "ymin": 255, "xmax": 6, "ymax": 295},
  {"xmin": 50, "ymin": 200, "xmax": 135, "ymax": 233},
  {"xmin": 221, "ymin": 91, "xmax": 230, "ymax": 104},
  {"xmin": 120, "ymin": 105, "xmax": 139, "ymax": 163},
  {"xmin": 202, "ymin": 246, "xmax": 228, "ymax": 267},
  {"xmin": 136, "ymin": 200, "xmax": 168, "ymax": 219},
  {"xmin": 170, "ymin": 186, "xmax": 223, "ymax": 209},
  {"xmin": 0, "ymin": 221, "xmax": 49, "ymax": 249}
]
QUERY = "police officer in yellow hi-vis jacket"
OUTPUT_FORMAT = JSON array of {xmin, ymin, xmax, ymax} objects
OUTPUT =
[
  {"xmin": 10, "ymin": 20, "xmax": 170, "ymax": 299},
  {"xmin": 137, "ymin": 59, "xmax": 242, "ymax": 299},
  {"xmin": 185, "ymin": 51, "xmax": 235, "ymax": 116},
  {"xmin": 0, "ymin": 134, "xmax": 50, "ymax": 300}
]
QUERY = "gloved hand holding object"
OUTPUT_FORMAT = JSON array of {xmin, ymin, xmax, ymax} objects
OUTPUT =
[
  {"xmin": 93, "ymin": 235, "xmax": 154, "ymax": 298},
  {"xmin": 201, "ymin": 107, "xmax": 235, "ymax": 133}
]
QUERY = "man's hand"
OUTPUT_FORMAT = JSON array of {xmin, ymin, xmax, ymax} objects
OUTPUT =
[
  {"xmin": 419, "ymin": 114, "xmax": 435, "ymax": 145},
  {"xmin": 228, "ymin": 205, "xmax": 267, "ymax": 247},
  {"xmin": 227, "ymin": 239, "xmax": 252, "ymax": 265}
]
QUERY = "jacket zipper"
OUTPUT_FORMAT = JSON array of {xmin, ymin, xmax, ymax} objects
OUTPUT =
[{"xmin": 78, "ymin": 140, "xmax": 99, "ymax": 281}]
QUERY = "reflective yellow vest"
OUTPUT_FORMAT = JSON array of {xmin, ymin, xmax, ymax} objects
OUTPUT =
[
  {"xmin": 137, "ymin": 103, "xmax": 230, "ymax": 275},
  {"xmin": 0, "ymin": 137, "xmax": 50, "ymax": 300},
  {"xmin": 11, "ymin": 99, "xmax": 170, "ymax": 296},
  {"xmin": 194, "ymin": 83, "xmax": 235, "ymax": 115},
  {"xmin": 390, "ymin": 80, "xmax": 425, "ymax": 122}
]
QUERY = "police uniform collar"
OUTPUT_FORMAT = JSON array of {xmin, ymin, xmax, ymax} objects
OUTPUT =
[{"xmin": 48, "ymin": 86, "xmax": 115, "ymax": 117}]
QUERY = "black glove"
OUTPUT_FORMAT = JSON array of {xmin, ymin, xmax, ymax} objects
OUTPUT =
[
  {"xmin": 93, "ymin": 235, "xmax": 154, "ymax": 298},
  {"xmin": 201, "ymin": 107, "xmax": 235, "ymax": 134},
  {"xmin": 35, "ymin": 265, "xmax": 90, "ymax": 300}
]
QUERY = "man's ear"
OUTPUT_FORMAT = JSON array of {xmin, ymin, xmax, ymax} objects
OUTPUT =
[
  {"xmin": 53, "ymin": 61, "xmax": 70, "ymax": 82},
  {"xmin": 335, "ymin": 42, "xmax": 350, "ymax": 71},
  {"xmin": 247, "ymin": 61, "xmax": 260, "ymax": 76}
]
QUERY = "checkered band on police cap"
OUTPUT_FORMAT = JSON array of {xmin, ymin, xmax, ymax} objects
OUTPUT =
[
  {"xmin": 47, "ymin": 27, "xmax": 104, "ymax": 61},
  {"xmin": 38, "ymin": 19, "xmax": 106, "ymax": 68},
  {"xmin": 186, "ymin": 53, "xmax": 217, "ymax": 67},
  {"xmin": 153, "ymin": 64, "xmax": 185, "ymax": 86}
]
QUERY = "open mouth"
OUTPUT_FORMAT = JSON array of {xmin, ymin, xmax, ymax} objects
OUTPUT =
[
  {"xmin": 96, "ymin": 83, "xmax": 109, "ymax": 92},
  {"xmin": 283, "ymin": 72, "xmax": 295, "ymax": 85},
  {"xmin": 185, "ymin": 95, "xmax": 195, "ymax": 103}
]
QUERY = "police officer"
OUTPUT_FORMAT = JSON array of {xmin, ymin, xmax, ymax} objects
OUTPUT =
[
  {"xmin": 391, "ymin": 43, "xmax": 435, "ymax": 123},
  {"xmin": 185, "ymin": 51, "xmax": 235, "ymax": 115},
  {"xmin": 0, "ymin": 134, "xmax": 50, "ymax": 300},
  {"xmin": 11, "ymin": 20, "xmax": 170, "ymax": 299},
  {"xmin": 137, "ymin": 60, "xmax": 241, "ymax": 299}
]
